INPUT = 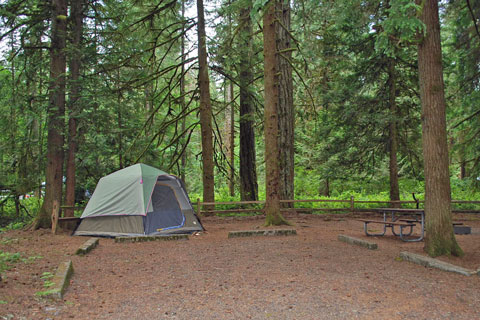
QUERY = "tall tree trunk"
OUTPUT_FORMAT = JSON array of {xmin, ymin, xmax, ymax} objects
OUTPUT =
[
  {"xmin": 35, "ymin": 0, "xmax": 68, "ymax": 229},
  {"xmin": 65, "ymin": 0, "xmax": 85, "ymax": 218},
  {"xmin": 25, "ymin": 26, "xmax": 43, "ymax": 198},
  {"xmin": 276, "ymin": 0, "xmax": 294, "ymax": 206},
  {"xmin": 387, "ymin": 59, "xmax": 400, "ymax": 207},
  {"xmin": 417, "ymin": 0, "xmax": 463, "ymax": 257},
  {"xmin": 9, "ymin": 33, "xmax": 17, "ymax": 159},
  {"xmin": 264, "ymin": 0, "xmax": 288, "ymax": 226},
  {"xmin": 239, "ymin": 1, "xmax": 258, "ymax": 201},
  {"xmin": 224, "ymin": 80, "xmax": 235, "ymax": 196},
  {"xmin": 117, "ymin": 69, "xmax": 124, "ymax": 169},
  {"xmin": 458, "ymin": 130, "xmax": 467, "ymax": 179},
  {"xmin": 180, "ymin": 0, "xmax": 187, "ymax": 183},
  {"xmin": 197, "ymin": 0, "xmax": 215, "ymax": 205}
]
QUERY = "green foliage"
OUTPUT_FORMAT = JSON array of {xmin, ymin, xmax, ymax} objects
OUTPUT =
[
  {"xmin": 0, "ymin": 197, "xmax": 40, "ymax": 229},
  {"xmin": 34, "ymin": 289, "xmax": 57, "ymax": 297},
  {"xmin": 375, "ymin": 0, "xmax": 425, "ymax": 55},
  {"xmin": 0, "ymin": 250, "xmax": 43, "ymax": 279},
  {"xmin": 34, "ymin": 271, "xmax": 55, "ymax": 296},
  {"xmin": 0, "ymin": 251, "xmax": 21, "ymax": 274},
  {"xmin": 22, "ymin": 254, "xmax": 43, "ymax": 264}
]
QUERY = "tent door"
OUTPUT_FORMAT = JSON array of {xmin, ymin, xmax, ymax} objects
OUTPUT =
[{"xmin": 144, "ymin": 184, "xmax": 184, "ymax": 234}]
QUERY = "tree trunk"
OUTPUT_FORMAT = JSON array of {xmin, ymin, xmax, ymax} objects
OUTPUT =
[
  {"xmin": 197, "ymin": 0, "xmax": 215, "ymax": 205},
  {"xmin": 239, "ymin": 1, "xmax": 258, "ymax": 201},
  {"xmin": 276, "ymin": 0, "xmax": 294, "ymax": 206},
  {"xmin": 35, "ymin": 0, "xmax": 68, "ymax": 229},
  {"xmin": 458, "ymin": 130, "xmax": 467, "ymax": 179},
  {"xmin": 263, "ymin": 0, "xmax": 288, "ymax": 226},
  {"xmin": 387, "ymin": 59, "xmax": 400, "ymax": 208},
  {"xmin": 180, "ymin": 0, "xmax": 187, "ymax": 183},
  {"xmin": 319, "ymin": 178, "xmax": 330, "ymax": 197},
  {"xmin": 417, "ymin": 0, "xmax": 463, "ymax": 257},
  {"xmin": 65, "ymin": 0, "xmax": 85, "ymax": 218},
  {"xmin": 224, "ymin": 80, "xmax": 235, "ymax": 196},
  {"xmin": 117, "ymin": 69, "xmax": 124, "ymax": 169}
]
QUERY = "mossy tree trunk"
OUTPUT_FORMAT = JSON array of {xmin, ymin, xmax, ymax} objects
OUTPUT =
[
  {"xmin": 239, "ymin": 1, "xmax": 258, "ymax": 201},
  {"xmin": 197, "ymin": 0, "xmax": 215, "ymax": 207},
  {"xmin": 276, "ymin": 0, "xmax": 294, "ymax": 208},
  {"xmin": 417, "ymin": 0, "xmax": 463, "ymax": 257},
  {"xmin": 263, "ymin": 0, "xmax": 289, "ymax": 227},
  {"xmin": 35, "ymin": 0, "xmax": 68, "ymax": 229},
  {"xmin": 65, "ymin": 0, "xmax": 85, "ymax": 218},
  {"xmin": 387, "ymin": 59, "xmax": 400, "ymax": 208}
]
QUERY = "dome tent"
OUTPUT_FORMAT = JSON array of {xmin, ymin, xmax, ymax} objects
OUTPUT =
[{"xmin": 74, "ymin": 163, "xmax": 203, "ymax": 237}]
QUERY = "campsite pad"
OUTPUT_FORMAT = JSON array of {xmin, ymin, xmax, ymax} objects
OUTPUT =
[{"xmin": 1, "ymin": 213, "xmax": 480, "ymax": 319}]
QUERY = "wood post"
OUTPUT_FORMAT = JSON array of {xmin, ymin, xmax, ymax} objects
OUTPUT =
[
  {"xmin": 197, "ymin": 198, "xmax": 202, "ymax": 216},
  {"xmin": 350, "ymin": 196, "xmax": 355, "ymax": 212},
  {"xmin": 51, "ymin": 200, "xmax": 60, "ymax": 234}
]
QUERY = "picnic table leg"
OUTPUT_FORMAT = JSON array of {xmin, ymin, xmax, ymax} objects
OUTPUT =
[
  {"xmin": 401, "ymin": 212, "xmax": 425, "ymax": 242},
  {"xmin": 363, "ymin": 221, "xmax": 387, "ymax": 237},
  {"xmin": 391, "ymin": 224, "xmax": 414, "ymax": 237},
  {"xmin": 398, "ymin": 225, "xmax": 418, "ymax": 241},
  {"xmin": 399, "ymin": 216, "xmax": 424, "ymax": 242}
]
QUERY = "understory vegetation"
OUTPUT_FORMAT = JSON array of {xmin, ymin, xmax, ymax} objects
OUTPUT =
[{"xmin": 2, "ymin": 176, "xmax": 479, "ymax": 229}]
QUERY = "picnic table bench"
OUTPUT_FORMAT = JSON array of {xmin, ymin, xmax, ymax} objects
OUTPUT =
[
  {"xmin": 359, "ymin": 208, "xmax": 425, "ymax": 242},
  {"xmin": 358, "ymin": 219, "xmax": 417, "ymax": 241}
]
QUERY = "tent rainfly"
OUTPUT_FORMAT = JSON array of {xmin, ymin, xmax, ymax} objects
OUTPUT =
[{"xmin": 74, "ymin": 163, "xmax": 203, "ymax": 237}]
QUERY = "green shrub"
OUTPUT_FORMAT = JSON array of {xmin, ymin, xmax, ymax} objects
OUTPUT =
[{"xmin": 0, "ymin": 196, "xmax": 40, "ymax": 229}]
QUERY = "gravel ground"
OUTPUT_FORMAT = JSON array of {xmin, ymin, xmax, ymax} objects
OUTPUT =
[{"xmin": 1, "ymin": 213, "xmax": 479, "ymax": 319}]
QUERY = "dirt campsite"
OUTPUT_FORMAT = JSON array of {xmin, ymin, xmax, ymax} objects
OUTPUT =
[{"xmin": 1, "ymin": 213, "xmax": 479, "ymax": 320}]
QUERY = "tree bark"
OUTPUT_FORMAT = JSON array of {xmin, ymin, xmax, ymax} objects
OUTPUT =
[
  {"xmin": 263, "ymin": 0, "xmax": 288, "ymax": 226},
  {"xmin": 276, "ymin": 0, "xmax": 294, "ymax": 206},
  {"xmin": 117, "ymin": 69, "xmax": 124, "ymax": 169},
  {"xmin": 417, "ymin": 0, "xmax": 463, "ymax": 257},
  {"xmin": 458, "ymin": 130, "xmax": 467, "ymax": 179},
  {"xmin": 197, "ymin": 0, "xmax": 215, "ymax": 205},
  {"xmin": 65, "ymin": 0, "xmax": 85, "ymax": 218},
  {"xmin": 35, "ymin": 0, "xmax": 68, "ymax": 229},
  {"xmin": 224, "ymin": 80, "xmax": 235, "ymax": 196},
  {"xmin": 180, "ymin": 0, "xmax": 187, "ymax": 183},
  {"xmin": 239, "ymin": 1, "xmax": 258, "ymax": 201},
  {"xmin": 387, "ymin": 59, "xmax": 400, "ymax": 207}
]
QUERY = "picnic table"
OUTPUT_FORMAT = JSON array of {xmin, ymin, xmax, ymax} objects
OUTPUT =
[{"xmin": 358, "ymin": 208, "xmax": 425, "ymax": 242}]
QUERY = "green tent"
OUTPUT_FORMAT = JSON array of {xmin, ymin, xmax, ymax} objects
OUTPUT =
[{"xmin": 74, "ymin": 163, "xmax": 203, "ymax": 237}]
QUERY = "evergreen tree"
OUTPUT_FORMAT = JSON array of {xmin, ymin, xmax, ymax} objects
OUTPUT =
[{"xmin": 417, "ymin": 0, "xmax": 463, "ymax": 257}]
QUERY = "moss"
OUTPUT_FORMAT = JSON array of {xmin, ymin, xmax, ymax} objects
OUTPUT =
[
  {"xmin": 425, "ymin": 233, "xmax": 464, "ymax": 258},
  {"xmin": 32, "ymin": 206, "xmax": 51, "ymax": 230},
  {"xmin": 228, "ymin": 229, "xmax": 297, "ymax": 238},
  {"xmin": 264, "ymin": 212, "xmax": 291, "ymax": 227}
]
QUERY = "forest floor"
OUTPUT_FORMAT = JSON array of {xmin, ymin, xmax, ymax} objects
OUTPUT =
[{"xmin": 1, "ymin": 212, "xmax": 480, "ymax": 320}]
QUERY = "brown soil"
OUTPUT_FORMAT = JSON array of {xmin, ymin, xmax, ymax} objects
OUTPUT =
[{"xmin": 1, "ymin": 213, "xmax": 479, "ymax": 320}]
